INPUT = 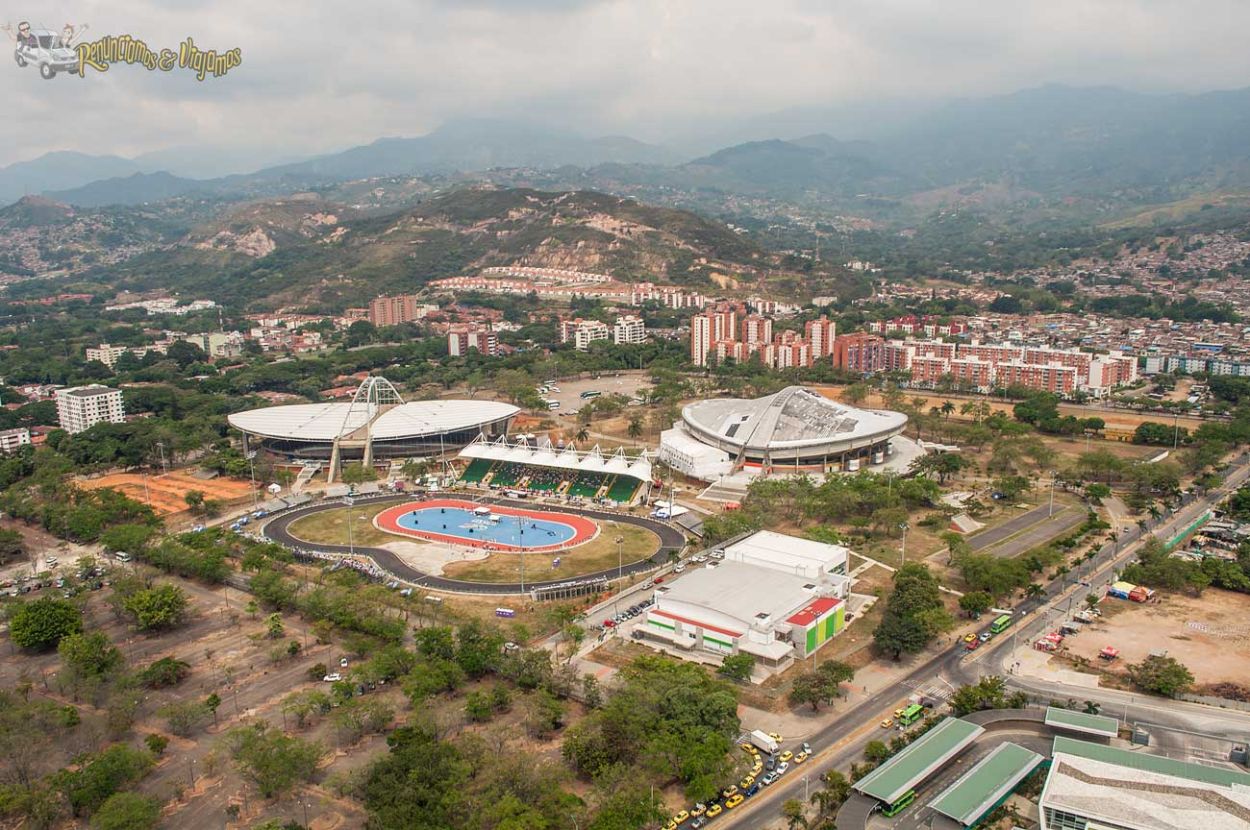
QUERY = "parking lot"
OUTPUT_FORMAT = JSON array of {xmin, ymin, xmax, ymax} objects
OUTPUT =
[{"xmin": 534, "ymin": 373, "xmax": 652, "ymax": 416}]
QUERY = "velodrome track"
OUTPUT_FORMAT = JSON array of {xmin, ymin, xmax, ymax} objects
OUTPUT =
[{"xmin": 261, "ymin": 494, "xmax": 686, "ymax": 595}]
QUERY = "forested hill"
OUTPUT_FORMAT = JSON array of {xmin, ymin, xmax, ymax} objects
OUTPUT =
[{"xmin": 100, "ymin": 187, "xmax": 827, "ymax": 310}]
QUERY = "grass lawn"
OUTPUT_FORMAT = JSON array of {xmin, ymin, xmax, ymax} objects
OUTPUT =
[
  {"xmin": 285, "ymin": 502, "xmax": 408, "ymax": 548},
  {"xmin": 442, "ymin": 520, "xmax": 659, "ymax": 583}
]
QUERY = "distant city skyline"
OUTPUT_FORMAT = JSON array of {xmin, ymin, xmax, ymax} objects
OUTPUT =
[{"xmin": 4, "ymin": 0, "xmax": 1250, "ymax": 169}]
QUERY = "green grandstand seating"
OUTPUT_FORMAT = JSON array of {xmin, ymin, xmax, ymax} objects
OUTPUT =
[
  {"xmin": 491, "ymin": 464, "xmax": 521, "ymax": 487},
  {"xmin": 459, "ymin": 459, "xmax": 493, "ymax": 483},
  {"xmin": 607, "ymin": 476, "xmax": 641, "ymax": 503}
]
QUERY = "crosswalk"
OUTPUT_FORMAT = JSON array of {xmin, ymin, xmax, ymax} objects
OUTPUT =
[{"xmin": 900, "ymin": 678, "xmax": 954, "ymax": 703}]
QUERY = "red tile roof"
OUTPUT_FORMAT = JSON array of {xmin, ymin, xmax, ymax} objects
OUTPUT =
[{"xmin": 786, "ymin": 597, "xmax": 841, "ymax": 627}]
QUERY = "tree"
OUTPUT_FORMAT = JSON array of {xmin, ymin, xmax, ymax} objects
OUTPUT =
[
  {"xmin": 226, "ymin": 723, "xmax": 322, "ymax": 798},
  {"xmin": 950, "ymin": 676, "xmax": 1010, "ymax": 716},
  {"xmin": 144, "ymin": 733, "xmax": 169, "ymax": 756},
  {"xmin": 1025, "ymin": 583, "xmax": 1045, "ymax": 599},
  {"xmin": 58, "ymin": 631, "xmax": 124, "ymax": 682},
  {"xmin": 184, "ymin": 489, "xmax": 206, "ymax": 514},
  {"xmin": 121, "ymin": 584, "xmax": 189, "ymax": 631},
  {"xmin": 627, "ymin": 415, "xmax": 644, "ymax": 443},
  {"xmin": 911, "ymin": 451, "xmax": 971, "ymax": 483},
  {"xmin": 781, "ymin": 798, "xmax": 809, "ymax": 829},
  {"xmin": 717, "ymin": 653, "xmax": 755, "ymax": 682},
  {"xmin": 790, "ymin": 660, "xmax": 855, "ymax": 710},
  {"xmin": 159, "ymin": 699, "xmax": 212, "ymax": 737},
  {"xmin": 10, "ymin": 597, "xmax": 83, "ymax": 651},
  {"xmin": 874, "ymin": 563, "xmax": 952, "ymax": 659},
  {"xmin": 205, "ymin": 693, "xmax": 222, "ymax": 724},
  {"xmin": 340, "ymin": 462, "xmax": 377, "ymax": 485},
  {"xmin": 59, "ymin": 744, "xmax": 153, "ymax": 817},
  {"xmin": 959, "ymin": 591, "xmax": 993, "ymax": 618},
  {"xmin": 136, "ymin": 656, "xmax": 191, "ymax": 688},
  {"xmin": 90, "ymin": 792, "xmax": 160, "ymax": 830},
  {"xmin": 0, "ymin": 527, "xmax": 25, "ymax": 562},
  {"xmin": 863, "ymin": 740, "xmax": 891, "ymax": 764},
  {"xmin": 1127, "ymin": 655, "xmax": 1194, "ymax": 698},
  {"xmin": 266, "ymin": 613, "xmax": 285, "ymax": 639}
]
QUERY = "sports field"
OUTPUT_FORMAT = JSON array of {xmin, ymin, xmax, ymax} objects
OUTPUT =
[
  {"xmin": 374, "ymin": 499, "xmax": 598, "ymax": 552},
  {"xmin": 77, "ymin": 470, "xmax": 255, "ymax": 516}
]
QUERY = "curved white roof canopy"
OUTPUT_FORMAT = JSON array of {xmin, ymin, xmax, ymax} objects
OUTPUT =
[
  {"xmin": 682, "ymin": 386, "xmax": 907, "ymax": 452},
  {"xmin": 228, "ymin": 399, "xmax": 519, "ymax": 442}
]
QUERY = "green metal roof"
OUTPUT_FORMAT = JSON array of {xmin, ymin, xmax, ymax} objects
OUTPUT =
[
  {"xmin": 1044, "ymin": 706, "xmax": 1120, "ymax": 738},
  {"xmin": 930, "ymin": 742, "xmax": 1044, "ymax": 827},
  {"xmin": 853, "ymin": 717, "xmax": 986, "ymax": 805},
  {"xmin": 1052, "ymin": 736, "xmax": 1250, "ymax": 788}
]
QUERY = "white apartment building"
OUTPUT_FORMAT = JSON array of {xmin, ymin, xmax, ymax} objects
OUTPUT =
[
  {"xmin": 560, "ymin": 318, "xmax": 611, "ymax": 351},
  {"xmin": 85, "ymin": 344, "xmax": 129, "ymax": 368},
  {"xmin": 0, "ymin": 428, "xmax": 31, "ymax": 453},
  {"xmin": 55, "ymin": 385, "xmax": 125, "ymax": 434},
  {"xmin": 613, "ymin": 315, "xmax": 647, "ymax": 345}
]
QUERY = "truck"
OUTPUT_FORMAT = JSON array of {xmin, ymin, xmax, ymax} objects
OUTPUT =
[
  {"xmin": 1107, "ymin": 581, "xmax": 1135, "ymax": 600},
  {"xmin": 749, "ymin": 730, "xmax": 779, "ymax": 754}
]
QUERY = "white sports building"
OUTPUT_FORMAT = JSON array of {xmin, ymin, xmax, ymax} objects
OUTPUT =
[
  {"xmin": 641, "ymin": 530, "xmax": 853, "ymax": 672},
  {"xmin": 658, "ymin": 385, "xmax": 908, "ymax": 481},
  {"xmin": 228, "ymin": 376, "xmax": 518, "ymax": 481}
]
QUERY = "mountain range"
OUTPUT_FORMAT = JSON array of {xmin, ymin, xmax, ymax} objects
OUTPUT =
[{"xmin": 7, "ymin": 85, "xmax": 1250, "ymax": 224}]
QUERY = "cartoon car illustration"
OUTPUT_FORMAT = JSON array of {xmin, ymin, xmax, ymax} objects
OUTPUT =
[{"xmin": 14, "ymin": 28, "xmax": 77, "ymax": 79}]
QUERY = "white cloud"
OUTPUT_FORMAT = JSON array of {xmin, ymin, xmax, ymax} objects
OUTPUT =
[{"xmin": 2, "ymin": 0, "xmax": 1249, "ymax": 167}]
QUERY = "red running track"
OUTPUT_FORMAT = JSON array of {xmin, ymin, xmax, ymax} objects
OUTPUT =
[{"xmin": 373, "ymin": 498, "xmax": 599, "ymax": 553}]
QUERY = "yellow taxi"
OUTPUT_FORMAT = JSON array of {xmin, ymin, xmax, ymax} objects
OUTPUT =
[
  {"xmin": 663, "ymin": 821, "xmax": 677, "ymax": 830},
  {"xmin": 880, "ymin": 718, "xmax": 894, "ymax": 729},
  {"xmin": 720, "ymin": 784, "xmax": 739, "ymax": 799},
  {"xmin": 739, "ymin": 742, "xmax": 756, "ymax": 754},
  {"xmin": 739, "ymin": 774, "xmax": 755, "ymax": 789},
  {"xmin": 751, "ymin": 760, "xmax": 763, "ymax": 775},
  {"xmin": 725, "ymin": 794, "xmax": 745, "ymax": 809},
  {"xmin": 779, "ymin": 750, "xmax": 793, "ymax": 763},
  {"xmin": 690, "ymin": 803, "xmax": 707, "ymax": 817},
  {"xmin": 768, "ymin": 732, "xmax": 783, "ymax": 742},
  {"xmin": 673, "ymin": 810, "xmax": 689, "ymax": 823},
  {"xmin": 706, "ymin": 804, "xmax": 723, "ymax": 818},
  {"xmin": 894, "ymin": 708, "xmax": 906, "ymax": 719},
  {"xmin": 793, "ymin": 751, "xmax": 809, "ymax": 765}
]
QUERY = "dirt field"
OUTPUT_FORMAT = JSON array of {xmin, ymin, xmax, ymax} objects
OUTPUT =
[
  {"xmin": 1064, "ymin": 588, "xmax": 1250, "ymax": 686},
  {"xmin": 78, "ymin": 470, "xmax": 255, "ymax": 516},
  {"xmin": 815, "ymin": 386, "xmax": 1212, "ymax": 433}
]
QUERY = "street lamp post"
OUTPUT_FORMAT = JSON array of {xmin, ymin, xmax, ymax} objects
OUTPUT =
[
  {"xmin": 616, "ymin": 535, "xmax": 624, "ymax": 584},
  {"xmin": 900, "ymin": 523, "xmax": 909, "ymax": 568},
  {"xmin": 1049, "ymin": 473, "xmax": 1056, "ymax": 518}
]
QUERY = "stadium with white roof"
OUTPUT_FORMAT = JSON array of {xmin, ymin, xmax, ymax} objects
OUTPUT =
[
  {"xmin": 658, "ymin": 385, "xmax": 909, "ymax": 481},
  {"xmin": 228, "ymin": 376, "xmax": 518, "ymax": 481}
]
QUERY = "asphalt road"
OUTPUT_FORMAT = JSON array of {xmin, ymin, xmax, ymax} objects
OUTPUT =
[
  {"xmin": 261, "ymin": 494, "xmax": 685, "ymax": 595},
  {"xmin": 722, "ymin": 452, "xmax": 1250, "ymax": 830},
  {"xmin": 967, "ymin": 502, "xmax": 1085, "ymax": 558}
]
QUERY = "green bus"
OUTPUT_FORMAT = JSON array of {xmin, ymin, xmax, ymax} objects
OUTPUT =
[
  {"xmin": 881, "ymin": 790, "xmax": 916, "ymax": 817},
  {"xmin": 990, "ymin": 614, "xmax": 1013, "ymax": 635},
  {"xmin": 897, "ymin": 703, "xmax": 925, "ymax": 726}
]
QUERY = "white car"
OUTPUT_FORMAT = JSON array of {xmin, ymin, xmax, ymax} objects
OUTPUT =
[
  {"xmin": 323, "ymin": 673, "xmax": 342, "ymax": 683},
  {"xmin": 14, "ymin": 28, "xmax": 77, "ymax": 79}
]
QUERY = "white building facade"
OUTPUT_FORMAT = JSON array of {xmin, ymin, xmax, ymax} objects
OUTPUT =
[{"xmin": 55, "ymin": 385, "xmax": 125, "ymax": 434}]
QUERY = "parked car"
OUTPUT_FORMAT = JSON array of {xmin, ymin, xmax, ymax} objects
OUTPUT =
[{"xmin": 323, "ymin": 673, "xmax": 342, "ymax": 682}]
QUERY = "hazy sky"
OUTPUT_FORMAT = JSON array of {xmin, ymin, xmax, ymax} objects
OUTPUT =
[{"xmin": 3, "ymin": 0, "xmax": 1250, "ymax": 170}]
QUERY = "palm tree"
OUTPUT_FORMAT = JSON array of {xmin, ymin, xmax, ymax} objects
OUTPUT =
[
  {"xmin": 1082, "ymin": 700, "xmax": 1102, "ymax": 715},
  {"xmin": 575, "ymin": 426, "xmax": 590, "ymax": 444},
  {"xmin": 940, "ymin": 400, "xmax": 956, "ymax": 419},
  {"xmin": 627, "ymin": 415, "xmax": 643, "ymax": 445},
  {"xmin": 1025, "ymin": 583, "xmax": 1045, "ymax": 599}
]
